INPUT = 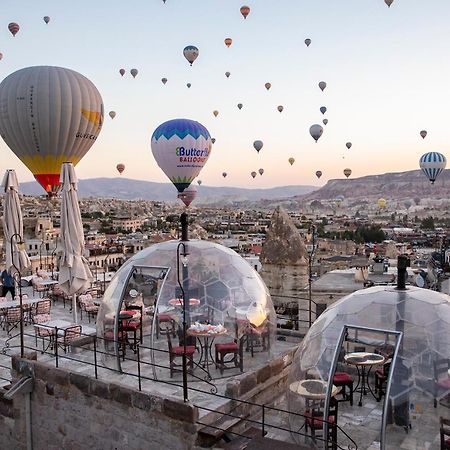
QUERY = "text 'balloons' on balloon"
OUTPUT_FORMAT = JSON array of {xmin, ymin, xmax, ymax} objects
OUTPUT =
[
  {"xmin": 224, "ymin": 38, "xmax": 233, "ymax": 48},
  {"xmin": 161, "ymin": 78, "xmax": 168, "ymax": 85},
  {"xmin": 419, "ymin": 152, "xmax": 447, "ymax": 184},
  {"xmin": 277, "ymin": 105, "xmax": 284, "ymax": 113},
  {"xmin": 43, "ymin": 16, "xmax": 50, "ymax": 24},
  {"xmin": 346, "ymin": 142, "xmax": 352, "ymax": 149},
  {"xmin": 305, "ymin": 38, "xmax": 311, "ymax": 47},
  {"xmin": 316, "ymin": 170, "xmax": 322, "ymax": 179},
  {"xmin": 151, "ymin": 118, "xmax": 212, "ymax": 193},
  {"xmin": 265, "ymin": 82, "xmax": 271, "ymax": 91},
  {"xmin": 225, "ymin": 72, "xmax": 231, "ymax": 78},
  {"xmin": 130, "ymin": 69, "xmax": 138, "ymax": 78},
  {"xmin": 237, "ymin": 103, "xmax": 243, "ymax": 110},
  {"xmin": 343, "ymin": 168, "xmax": 352, "ymax": 178},
  {"xmin": 251, "ymin": 171, "xmax": 257, "ymax": 179},
  {"xmin": 320, "ymin": 106, "xmax": 327, "ymax": 115},
  {"xmin": 178, "ymin": 185, "xmax": 197, "ymax": 207},
  {"xmin": 116, "ymin": 163, "xmax": 125, "ymax": 174},
  {"xmin": 119, "ymin": 69, "xmax": 125, "ymax": 76},
  {"xmin": 240, "ymin": 5, "xmax": 250, "ymax": 19},
  {"xmin": 288, "ymin": 157, "xmax": 295, "ymax": 166},
  {"xmin": 109, "ymin": 111, "xmax": 116, "ymax": 119},
  {"xmin": 309, "ymin": 124, "xmax": 323, "ymax": 143},
  {"xmin": 253, "ymin": 140, "xmax": 263, "ymax": 153},
  {"xmin": 319, "ymin": 81, "xmax": 327, "ymax": 92},
  {"xmin": 222, "ymin": 172, "xmax": 227, "ymax": 178},
  {"xmin": 213, "ymin": 110, "xmax": 219, "ymax": 117},
  {"xmin": 420, "ymin": 130, "xmax": 427, "ymax": 139},
  {"xmin": 8, "ymin": 23, "xmax": 20, "ymax": 37},
  {"xmin": 0, "ymin": 66, "xmax": 104, "ymax": 195},
  {"xmin": 258, "ymin": 168, "xmax": 264, "ymax": 176},
  {"xmin": 183, "ymin": 45, "xmax": 199, "ymax": 66},
  {"xmin": 323, "ymin": 119, "xmax": 328, "ymax": 126}
]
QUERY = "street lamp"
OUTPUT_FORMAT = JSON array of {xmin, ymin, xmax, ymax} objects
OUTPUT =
[{"xmin": 306, "ymin": 224, "xmax": 318, "ymax": 328}]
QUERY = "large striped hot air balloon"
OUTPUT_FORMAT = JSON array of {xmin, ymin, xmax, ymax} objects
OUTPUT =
[
  {"xmin": 151, "ymin": 119, "xmax": 212, "ymax": 193},
  {"xmin": 8, "ymin": 23, "xmax": 20, "ymax": 37},
  {"xmin": 0, "ymin": 66, "xmax": 104, "ymax": 195},
  {"xmin": 419, "ymin": 152, "xmax": 447, "ymax": 184}
]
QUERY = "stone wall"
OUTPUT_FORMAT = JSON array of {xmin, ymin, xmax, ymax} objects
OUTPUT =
[{"xmin": 2, "ymin": 355, "xmax": 198, "ymax": 450}]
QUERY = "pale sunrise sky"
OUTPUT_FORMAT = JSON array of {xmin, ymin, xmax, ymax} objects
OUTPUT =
[{"xmin": 1, "ymin": 0, "xmax": 450, "ymax": 189}]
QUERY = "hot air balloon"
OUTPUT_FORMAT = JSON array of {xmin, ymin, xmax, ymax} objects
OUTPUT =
[
  {"xmin": 224, "ymin": 38, "xmax": 233, "ymax": 48},
  {"xmin": 315, "ymin": 170, "xmax": 322, "ymax": 179},
  {"xmin": 319, "ymin": 81, "xmax": 327, "ymax": 92},
  {"xmin": 385, "ymin": 0, "xmax": 394, "ymax": 7},
  {"xmin": 305, "ymin": 39, "xmax": 311, "ymax": 47},
  {"xmin": 420, "ymin": 130, "xmax": 427, "ymax": 139},
  {"xmin": 237, "ymin": 103, "xmax": 243, "ymax": 110},
  {"xmin": 0, "ymin": 53, "xmax": 3, "ymax": 61},
  {"xmin": 213, "ymin": 110, "xmax": 219, "ymax": 117},
  {"xmin": 253, "ymin": 140, "xmax": 263, "ymax": 153},
  {"xmin": 43, "ymin": 16, "xmax": 50, "ymax": 24},
  {"xmin": 225, "ymin": 72, "xmax": 231, "ymax": 78},
  {"xmin": 377, "ymin": 198, "xmax": 387, "ymax": 209},
  {"xmin": 0, "ymin": 66, "xmax": 104, "ymax": 195},
  {"xmin": 8, "ymin": 23, "xmax": 20, "ymax": 37},
  {"xmin": 162, "ymin": 78, "xmax": 168, "ymax": 85},
  {"xmin": 211, "ymin": 138, "xmax": 216, "ymax": 144},
  {"xmin": 178, "ymin": 185, "xmax": 197, "ymax": 207},
  {"xmin": 187, "ymin": 83, "xmax": 192, "ymax": 88},
  {"xmin": 335, "ymin": 195, "xmax": 344, "ymax": 207},
  {"xmin": 343, "ymin": 168, "xmax": 352, "ymax": 178},
  {"xmin": 277, "ymin": 105, "xmax": 284, "ymax": 113},
  {"xmin": 251, "ymin": 171, "xmax": 257, "ymax": 179},
  {"xmin": 320, "ymin": 106, "xmax": 327, "ymax": 115},
  {"xmin": 323, "ymin": 119, "xmax": 328, "ymax": 126},
  {"xmin": 197, "ymin": 179, "xmax": 202, "ymax": 186},
  {"xmin": 419, "ymin": 152, "xmax": 447, "ymax": 184},
  {"xmin": 151, "ymin": 119, "xmax": 212, "ymax": 193},
  {"xmin": 222, "ymin": 172, "xmax": 227, "ymax": 178},
  {"xmin": 288, "ymin": 157, "xmax": 295, "ymax": 166},
  {"xmin": 265, "ymin": 82, "xmax": 271, "ymax": 91},
  {"xmin": 130, "ymin": 69, "xmax": 138, "ymax": 78},
  {"xmin": 119, "ymin": 69, "xmax": 125, "ymax": 76},
  {"xmin": 109, "ymin": 111, "xmax": 116, "ymax": 119},
  {"xmin": 183, "ymin": 45, "xmax": 199, "ymax": 66},
  {"xmin": 309, "ymin": 124, "xmax": 323, "ymax": 143},
  {"xmin": 116, "ymin": 163, "xmax": 125, "ymax": 174},
  {"xmin": 258, "ymin": 168, "xmax": 264, "ymax": 176},
  {"xmin": 240, "ymin": 5, "xmax": 250, "ymax": 19}
]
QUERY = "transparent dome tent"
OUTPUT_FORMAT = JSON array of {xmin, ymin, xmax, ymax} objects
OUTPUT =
[
  {"xmin": 97, "ymin": 239, "xmax": 276, "ymax": 382},
  {"xmin": 287, "ymin": 285, "xmax": 450, "ymax": 450}
]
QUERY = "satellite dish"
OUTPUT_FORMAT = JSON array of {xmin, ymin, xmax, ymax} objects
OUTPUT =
[{"xmin": 415, "ymin": 276, "xmax": 425, "ymax": 288}]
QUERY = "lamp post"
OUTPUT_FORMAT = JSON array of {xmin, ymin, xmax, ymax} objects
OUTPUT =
[{"xmin": 306, "ymin": 224, "xmax": 318, "ymax": 328}]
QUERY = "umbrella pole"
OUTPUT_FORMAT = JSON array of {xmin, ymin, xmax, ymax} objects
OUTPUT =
[{"xmin": 72, "ymin": 294, "xmax": 78, "ymax": 324}]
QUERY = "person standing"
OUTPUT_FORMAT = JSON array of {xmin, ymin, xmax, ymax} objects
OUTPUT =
[{"xmin": 1, "ymin": 269, "xmax": 15, "ymax": 299}]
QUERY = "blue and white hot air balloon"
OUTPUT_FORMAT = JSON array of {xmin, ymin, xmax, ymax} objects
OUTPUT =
[
  {"xmin": 183, "ymin": 46, "xmax": 199, "ymax": 66},
  {"xmin": 151, "ymin": 119, "xmax": 212, "ymax": 193},
  {"xmin": 419, "ymin": 152, "xmax": 447, "ymax": 184}
]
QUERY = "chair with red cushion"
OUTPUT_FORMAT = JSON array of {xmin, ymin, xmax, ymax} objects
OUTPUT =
[
  {"xmin": 374, "ymin": 360, "xmax": 391, "ymax": 402},
  {"xmin": 304, "ymin": 397, "xmax": 339, "ymax": 450},
  {"xmin": 434, "ymin": 359, "xmax": 450, "ymax": 408},
  {"xmin": 167, "ymin": 333, "xmax": 196, "ymax": 378},
  {"xmin": 215, "ymin": 339, "xmax": 244, "ymax": 374},
  {"xmin": 333, "ymin": 372, "xmax": 354, "ymax": 406},
  {"xmin": 156, "ymin": 312, "xmax": 177, "ymax": 339},
  {"xmin": 441, "ymin": 416, "xmax": 450, "ymax": 450},
  {"xmin": 123, "ymin": 305, "xmax": 143, "ymax": 351},
  {"xmin": 104, "ymin": 329, "xmax": 128, "ymax": 360}
]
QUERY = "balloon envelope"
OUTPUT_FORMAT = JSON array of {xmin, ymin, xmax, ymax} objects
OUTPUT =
[
  {"xmin": 224, "ymin": 38, "xmax": 233, "ymax": 47},
  {"xmin": 0, "ymin": 53, "xmax": 3, "ymax": 61},
  {"xmin": 251, "ymin": 171, "xmax": 257, "ymax": 179},
  {"xmin": 315, "ymin": 170, "xmax": 322, "ymax": 179},
  {"xmin": 346, "ymin": 142, "xmax": 352, "ymax": 149},
  {"xmin": 419, "ymin": 152, "xmax": 447, "ymax": 184},
  {"xmin": 323, "ymin": 119, "xmax": 328, "ymax": 125},
  {"xmin": 240, "ymin": 6, "xmax": 250, "ymax": 19},
  {"xmin": 265, "ymin": 82, "xmax": 271, "ymax": 90},
  {"xmin": 277, "ymin": 105, "xmax": 284, "ymax": 113},
  {"xmin": 119, "ymin": 69, "xmax": 125, "ymax": 76},
  {"xmin": 178, "ymin": 185, "xmax": 197, "ymax": 207},
  {"xmin": 116, "ymin": 164, "xmax": 125, "ymax": 174},
  {"xmin": 225, "ymin": 72, "xmax": 231, "ymax": 78},
  {"xmin": 8, "ymin": 23, "xmax": 19, "ymax": 37},
  {"xmin": 309, "ymin": 124, "xmax": 324, "ymax": 142},
  {"xmin": 305, "ymin": 39, "xmax": 311, "ymax": 47},
  {"xmin": 213, "ymin": 110, "xmax": 219, "ymax": 117},
  {"xmin": 319, "ymin": 81, "xmax": 327, "ymax": 91},
  {"xmin": 320, "ymin": 106, "xmax": 327, "ymax": 115},
  {"xmin": 377, "ymin": 198, "xmax": 386, "ymax": 208},
  {"xmin": 343, "ymin": 168, "xmax": 352, "ymax": 178},
  {"xmin": 43, "ymin": 16, "xmax": 50, "ymax": 24},
  {"xmin": 420, "ymin": 130, "xmax": 427, "ymax": 139},
  {"xmin": 385, "ymin": 0, "xmax": 394, "ymax": 6},
  {"xmin": 197, "ymin": 179, "xmax": 202, "ymax": 186},
  {"xmin": 0, "ymin": 66, "xmax": 104, "ymax": 195},
  {"xmin": 258, "ymin": 168, "xmax": 264, "ymax": 176},
  {"xmin": 222, "ymin": 172, "xmax": 227, "ymax": 178},
  {"xmin": 253, "ymin": 140, "xmax": 263, "ymax": 153},
  {"xmin": 288, "ymin": 157, "xmax": 295, "ymax": 166},
  {"xmin": 151, "ymin": 118, "xmax": 212, "ymax": 192},
  {"xmin": 162, "ymin": 78, "xmax": 168, "ymax": 84},
  {"xmin": 237, "ymin": 103, "xmax": 243, "ymax": 110},
  {"xmin": 187, "ymin": 83, "xmax": 191, "ymax": 88},
  {"xmin": 130, "ymin": 69, "xmax": 138, "ymax": 78},
  {"xmin": 109, "ymin": 111, "xmax": 116, "ymax": 119},
  {"xmin": 183, "ymin": 46, "xmax": 199, "ymax": 65}
]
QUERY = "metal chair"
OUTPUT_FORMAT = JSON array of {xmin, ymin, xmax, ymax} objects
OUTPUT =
[{"xmin": 166, "ymin": 333, "xmax": 196, "ymax": 378}]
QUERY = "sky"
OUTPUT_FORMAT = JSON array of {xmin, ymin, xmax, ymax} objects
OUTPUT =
[{"xmin": 1, "ymin": 0, "xmax": 450, "ymax": 189}]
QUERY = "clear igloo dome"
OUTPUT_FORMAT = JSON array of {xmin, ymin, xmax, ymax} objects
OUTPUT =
[
  {"xmin": 287, "ymin": 285, "xmax": 450, "ymax": 450},
  {"xmin": 97, "ymin": 239, "xmax": 276, "ymax": 381}
]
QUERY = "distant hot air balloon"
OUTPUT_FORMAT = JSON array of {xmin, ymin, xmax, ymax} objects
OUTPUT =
[
  {"xmin": 237, "ymin": 103, "xmax": 243, "ymax": 110},
  {"xmin": 213, "ymin": 110, "xmax": 219, "ymax": 117},
  {"xmin": 320, "ymin": 106, "xmax": 327, "ymax": 115},
  {"xmin": 162, "ymin": 78, "xmax": 168, "ymax": 85},
  {"xmin": 253, "ymin": 140, "xmax": 263, "ymax": 153},
  {"xmin": 211, "ymin": 138, "xmax": 216, "ymax": 144},
  {"xmin": 335, "ymin": 195, "xmax": 344, "ymax": 207},
  {"xmin": 346, "ymin": 142, "xmax": 352, "ymax": 149},
  {"xmin": 197, "ymin": 179, "xmax": 202, "ymax": 186},
  {"xmin": 343, "ymin": 168, "xmax": 352, "ymax": 178},
  {"xmin": 419, "ymin": 152, "xmax": 447, "ymax": 184},
  {"xmin": 377, "ymin": 198, "xmax": 387, "ymax": 209},
  {"xmin": 183, "ymin": 45, "xmax": 199, "ymax": 66},
  {"xmin": 43, "ymin": 16, "xmax": 50, "ymax": 24},
  {"xmin": 222, "ymin": 172, "xmax": 227, "ymax": 178},
  {"xmin": 0, "ymin": 53, "xmax": 3, "ymax": 61},
  {"xmin": 420, "ymin": 130, "xmax": 427, "ymax": 139},
  {"xmin": 251, "ymin": 171, "xmax": 257, "ymax": 179},
  {"xmin": 0, "ymin": 66, "xmax": 104, "ymax": 195},
  {"xmin": 8, "ymin": 23, "xmax": 20, "ymax": 37},
  {"xmin": 224, "ymin": 38, "xmax": 233, "ymax": 48},
  {"xmin": 151, "ymin": 119, "xmax": 212, "ymax": 193},
  {"xmin": 277, "ymin": 105, "xmax": 284, "ymax": 113},
  {"xmin": 315, "ymin": 170, "xmax": 322, "ymax": 179},
  {"xmin": 323, "ymin": 119, "xmax": 328, "ymax": 126},
  {"xmin": 130, "ymin": 69, "xmax": 138, "ymax": 78},
  {"xmin": 178, "ymin": 185, "xmax": 198, "ymax": 207},
  {"xmin": 187, "ymin": 83, "xmax": 192, "ymax": 88},
  {"xmin": 109, "ymin": 111, "xmax": 116, "ymax": 119},
  {"xmin": 240, "ymin": 5, "xmax": 250, "ymax": 19},
  {"xmin": 265, "ymin": 82, "xmax": 271, "ymax": 91},
  {"xmin": 116, "ymin": 163, "xmax": 125, "ymax": 174},
  {"xmin": 319, "ymin": 81, "xmax": 327, "ymax": 92},
  {"xmin": 258, "ymin": 168, "xmax": 264, "ymax": 176},
  {"xmin": 225, "ymin": 71, "xmax": 231, "ymax": 78},
  {"xmin": 288, "ymin": 157, "xmax": 295, "ymax": 166},
  {"xmin": 385, "ymin": 0, "xmax": 394, "ymax": 7},
  {"xmin": 309, "ymin": 124, "xmax": 323, "ymax": 143},
  {"xmin": 119, "ymin": 69, "xmax": 125, "ymax": 76},
  {"xmin": 305, "ymin": 39, "xmax": 311, "ymax": 47}
]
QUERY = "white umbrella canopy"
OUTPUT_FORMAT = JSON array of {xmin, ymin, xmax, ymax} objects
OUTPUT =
[
  {"xmin": 58, "ymin": 163, "xmax": 93, "ymax": 323},
  {"xmin": 1, "ymin": 169, "xmax": 30, "ymax": 274}
]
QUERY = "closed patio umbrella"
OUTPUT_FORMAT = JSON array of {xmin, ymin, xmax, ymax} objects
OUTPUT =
[{"xmin": 58, "ymin": 163, "xmax": 93, "ymax": 323}]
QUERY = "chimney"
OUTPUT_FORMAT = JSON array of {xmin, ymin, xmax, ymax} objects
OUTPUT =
[
  {"xmin": 180, "ymin": 212, "xmax": 189, "ymax": 242},
  {"xmin": 397, "ymin": 255, "xmax": 410, "ymax": 290}
]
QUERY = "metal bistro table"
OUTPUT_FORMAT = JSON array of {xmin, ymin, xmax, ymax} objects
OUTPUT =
[
  {"xmin": 344, "ymin": 352, "xmax": 385, "ymax": 407},
  {"xmin": 34, "ymin": 319, "xmax": 79, "ymax": 353}
]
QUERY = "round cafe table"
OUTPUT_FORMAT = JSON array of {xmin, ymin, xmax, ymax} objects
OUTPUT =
[
  {"xmin": 168, "ymin": 298, "xmax": 201, "ymax": 307},
  {"xmin": 344, "ymin": 352, "xmax": 385, "ymax": 406}
]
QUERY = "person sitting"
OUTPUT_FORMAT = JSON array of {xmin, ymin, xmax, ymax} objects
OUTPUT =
[{"xmin": 1, "ymin": 269, "xmax": 15, "ymax": 299}]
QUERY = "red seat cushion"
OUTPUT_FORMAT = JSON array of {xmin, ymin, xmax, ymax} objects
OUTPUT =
[
  {"xmin": 124, "ymin": 321, "xmax": 140, "ymax": 330},
  {"xmin": 446, "ymin": 438, "xmax": 450, "ymax": 445},
  {"xmin": 333, "ymin": 372, "xmax": 353, "ymax": 384},
  {"xmin": 376, "ymin": 368, "xmax": 385, "ymax": 377},
  {"xmin": 171, "ymin": 346, "xmax": 196, "ymax": 356},
  {"xmin": 305, "ymin": 411, "xmax": 335, "ymax": 429},
  {"xmin": 158, "ymin": 314, "xmax": 173, "ymax": 322},
  {"xmin": 216, "ymin": 342, "xmax": 238, "ymax": 352},
  {"xmin": 437, "ymin": 378, "xmax": 450, "ymax": 389}
]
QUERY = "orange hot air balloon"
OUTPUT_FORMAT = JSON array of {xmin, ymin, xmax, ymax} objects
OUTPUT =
[
  {"xmin": 240, "ymin": 6, "xmax": 250, "ymax": 19},
  {"xmin": 116, "ymin": 163, "xmax": 125, "ymax": 174},
  {"xmin": 224, "ymin": 38, "xmax": 233, "ymax": 48},
  {"xmin": 8, "ymin": 23, "xmax": 20, "ymax": 37}
]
